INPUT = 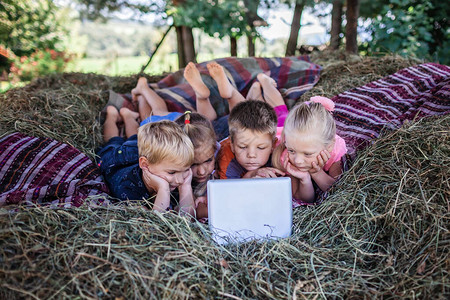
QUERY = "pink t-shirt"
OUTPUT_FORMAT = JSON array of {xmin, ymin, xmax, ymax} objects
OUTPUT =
[{"xmin": 323, "ymin": 135, "xmax": 347, "ymax": 171}]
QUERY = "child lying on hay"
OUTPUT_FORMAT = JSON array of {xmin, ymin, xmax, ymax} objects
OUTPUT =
[{"xmin": 97, "ymin": 107, "xmax": 196, "ymax": 215}]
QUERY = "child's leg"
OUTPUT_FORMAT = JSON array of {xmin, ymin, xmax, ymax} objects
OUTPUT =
[
  {"xmin": 120, "ymin": 107, "xmax": 140, "ymax": 138},
  {"xmin": 184, "ymin": 62, "xmax": 217, "ymax": 121},
  {"xmin": 103, "ymin": 106, "xmax": 121, "ymax": 143},
  {"xmin": 257, "ymin": 73, "xmax": 288, "ymax": 127},
  {"xmin": 246, "ymin": 81, "xmax": 264, "ymax": 101},
  {"xmin": 257, "ymin": 73, "xmax": 285, "ymax": 107},
  {"xmin": 137, "ymin": 94, "xmax": 152, "ymax": 121},
  {"xmin": 132, "ymin": 77, "xmax": 170, "ymax": 118},
  {"xmin": 207, "ymin": 62, "xmax": 245, "ymax": 111}
]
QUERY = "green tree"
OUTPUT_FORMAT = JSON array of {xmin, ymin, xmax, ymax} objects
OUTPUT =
[
  {"xmin": 0, "ymin": 0, "xmax": 66, "ymax": 57},
  {"xmin": 169, "ymin": 0, "xmax": 249, "ymax": 58},
  {"xmin": 369, "ymin": 0, "xmax": 449, "ymax": 64},
  {"xmin": 172, "ymin": 0, "xmax": 269, "ymax": 57},
  {"xmin": 0, "ymin": 0, "xmax": 69, "ymax": 76},
  {"xmin": 283, "ymin": 0, "xmax": 309, "ymax": 56}
]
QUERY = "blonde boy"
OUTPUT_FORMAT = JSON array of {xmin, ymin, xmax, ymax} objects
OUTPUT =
[
  {"xmin": 97, "ymin": 106, "xmax": 195, "ymax": 215},
  {"xmin": 216, "ymin": 100, "xmax": 285, "ymax": 179}
]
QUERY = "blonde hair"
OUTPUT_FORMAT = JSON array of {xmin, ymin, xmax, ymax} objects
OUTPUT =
[
  {"xmin": 272, "ymin": 101, "xmax": 336, "ymax": 170},
  {"xmin": 228, "ymin": 100, "xmax": 278, "ymax": 141},
  {"xmin": 175, "ymin": 112, "xmax": 217, "ymax": 152},
  {"xmin": 138, "ymin": 120, "xmax": 194, "ymax": 167}
]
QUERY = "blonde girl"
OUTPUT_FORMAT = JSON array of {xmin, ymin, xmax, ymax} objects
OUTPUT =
[
  {"xmin": 272, "ymin": 96, "xmax": 347, "ymax": 204},
  {"xmin": 175, "ymin": 111, "xmax": 219, "ymax": 219}
]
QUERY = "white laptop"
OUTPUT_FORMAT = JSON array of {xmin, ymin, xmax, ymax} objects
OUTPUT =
[{"xmin": 207, "ymin": 177, "xmax": 292, "ymax": 245}]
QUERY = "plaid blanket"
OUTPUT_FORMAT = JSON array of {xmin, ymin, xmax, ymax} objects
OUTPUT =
[
  {"xmin": 118, "ymin": 56, "xmax": 322, "ymax": 117},
  {"xmin": 0, "ymin": 133, "xmax": 109, "ymax": 207},
  {"xmin": 333, "ymin": 63, "xmax": 450, "ymax": 156}
]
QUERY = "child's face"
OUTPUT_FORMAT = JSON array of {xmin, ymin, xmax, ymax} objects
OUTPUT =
[
  {"xmin": 192, "ymin": 143, "xmax": 216, "ymax": 183},
  {"xmin": 284, "ymin": 133, "xmax": 327, "ymax": 172},
  {"xmin": 147, "ymin": 160, "xmax": 191, "ymax": 191},
  {"xmin": 230, "ymin": 129, "xmax": 274, "ymax": 171}
]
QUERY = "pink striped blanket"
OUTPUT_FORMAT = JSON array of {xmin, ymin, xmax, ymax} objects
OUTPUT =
[
  {"xmin": 333, "ymin": 62, "xmax": 450, "ymax": 156},
  {"xmin": 0, "ymin": 133, "xmax": 109, "ymax": 207}
]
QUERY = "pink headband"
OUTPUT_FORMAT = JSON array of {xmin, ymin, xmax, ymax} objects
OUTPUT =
[{"xmin": 304, "ymin": 96, "xmax": 335, "ymax": 112}]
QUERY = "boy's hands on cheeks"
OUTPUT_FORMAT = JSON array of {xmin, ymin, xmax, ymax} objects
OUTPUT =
[
  {"xmin": 141, "ymin": 166, "xmax": 171, "ymax": 212},
  {"xmin": 309, "ymin": 150, "xmax": 331, "ymax": 174},
  {"xmin": 141, "ymin": 167, "xmax": 170, "ymax": 192}
]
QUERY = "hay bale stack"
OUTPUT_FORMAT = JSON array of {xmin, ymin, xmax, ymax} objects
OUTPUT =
[
  {"xmin": 1, "ymin": 115, "xmax": 448, "ymax": 299},
  {"xmin": 1, "ymin": 54, "xmax": 447, "ymax": 298}
]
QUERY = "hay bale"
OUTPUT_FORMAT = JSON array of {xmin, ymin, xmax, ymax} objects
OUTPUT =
[
  {"xmin": 1, "ymin": 115, "xmax": 448, "ymax": 299},
  {"xmin": 1, "ymin": 55, "xmax": 447, "ymax": 298},
  {"xmin": 301, "ymin": 50, "xmax": 420, "ymax": 100}
]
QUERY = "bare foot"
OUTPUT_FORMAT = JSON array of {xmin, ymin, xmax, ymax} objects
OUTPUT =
[
  {"xmin": 131, "ymin": 77, "xmax": 149, "ymax": 103},
  {"xmin": 103, "ymin": 106, "xmax": 123, "ymax": 142},
  {"xmin": 184, "ymin": 62, "xmax": 210, "ymax": 99},
  {"xmin": 120, "ymin": 107, "xmax": 140, "ymax": 121},
  {"xmin": 257, "ymin": 73, "xmax": 277, "ymax": 88},
  {"xmin": 246, "ymin": 81, "xmax": 264, "ymax": 101},
  {"xmin": 207, "ymin": 62, "xmax": 233, "ymax": 99},
  {"xmin": 106, "ymin": 105, "xmax": 122, "ymax": 123},
  {"xmin": 257, "ymin": 73, "xmax": 284, "ymax": 107}
]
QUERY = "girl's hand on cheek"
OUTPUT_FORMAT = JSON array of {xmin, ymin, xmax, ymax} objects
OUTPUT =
[
  {"xmin": 310, "ymin": 150, "xmax": 330, "ymax": 175},
  {"xmin": 309, "ymin": 161, "xmax": 323, "ymax": 174},
  {"xmin": 286, "ymin": 161, "xmax": 310, "ymax": 182},
  {"xmin": 316, "ymin": 150, "xmax": 331, "ymax": 168}
]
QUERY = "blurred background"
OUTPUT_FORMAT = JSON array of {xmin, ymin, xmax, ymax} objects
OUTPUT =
[{"xmin": 1, "ymin": 0, "xmax": 448, "ymax": 91}]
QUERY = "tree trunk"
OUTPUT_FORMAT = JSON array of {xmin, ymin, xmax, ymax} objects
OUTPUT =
[
  {"xmin": 330, "ymin": 0, "xmax": 343, "ymax": 50},
  {"xmin": 182, "ymin": 25, "xmax": 196, "ymax": 64},
  {"xmin": 173, "ymin": 0, "xmax": 196, "ymax": 68},
  {"xmin": 345, "ymin": 0, "xmax": 360, "ymax": 54},
  {"xmin": 175, "ymin": 26, "xmax": 186, "ymax": 68},
  {"xmin": 230, "ymin": 36, "xmax": 237, "ymax": 57},
  {"xmin": 285, "ymin": 0, "xmax": 305, "ymax": 56},
  {"xmin": 247, "ymin": 32, "xmax": 255, "ymax": 57}
]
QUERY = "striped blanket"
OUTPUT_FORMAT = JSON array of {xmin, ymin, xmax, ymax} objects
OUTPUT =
[
  {"xmin": 0, "ymin": 133, "xmax": 109, "ymax": 207},
  {"xmin": 333, "ymin": 63, "xmax": 450, "ymax": 156},
  {"xmin": 120, "ymin": 56, "xmax": 322, "ymax": 117}
]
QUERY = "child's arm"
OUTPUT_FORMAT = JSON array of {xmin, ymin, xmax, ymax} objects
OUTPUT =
[
  {"xmin": 243, "ymin": 167, "xmax": 285, "ymax": 178},
  {"xmin": 141, "ymin": 168, "xmax": 171, "ymax": 212},
  {"xmin": 285, "ymin": 161, "xmax": 315, "ymax": 203},
  {"xmin": 177, "ymin": 169, "xmax": 196, "ymax": 217},
  {"xmin": 309, "ymin": 151, "xmax": 343, "ymax": 192},
  {"xmin": 309, "ymin": 169, "xmax": 337, "ymax": 192}
]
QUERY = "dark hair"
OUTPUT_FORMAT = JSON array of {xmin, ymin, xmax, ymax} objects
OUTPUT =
[{"xmin": 228, "ymin": 100, "xmax": 278, "ymax": 141}]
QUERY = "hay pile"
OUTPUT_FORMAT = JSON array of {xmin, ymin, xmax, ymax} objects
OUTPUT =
[{"xmin": 1, "ymin": 54, "xmax": 448, "ymax": 298}]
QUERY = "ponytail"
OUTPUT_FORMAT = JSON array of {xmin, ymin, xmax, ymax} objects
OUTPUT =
[
  {"xmin": 175, "ymin": 111, "xmax": 217, "ymax": 150},
  {"xmin": 184, "ymin": 111, "xmax": 191, "ymax": 125}
]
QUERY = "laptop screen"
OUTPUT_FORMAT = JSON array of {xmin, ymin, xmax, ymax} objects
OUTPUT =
[{"xmin": 207, "ymin": 177, "xmax": 292, "ymax": 244}]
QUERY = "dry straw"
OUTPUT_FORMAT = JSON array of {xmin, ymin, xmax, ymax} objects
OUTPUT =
[{"xmin": 1, "ymin": 53, "xmax": 448, "ymax": 299}]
